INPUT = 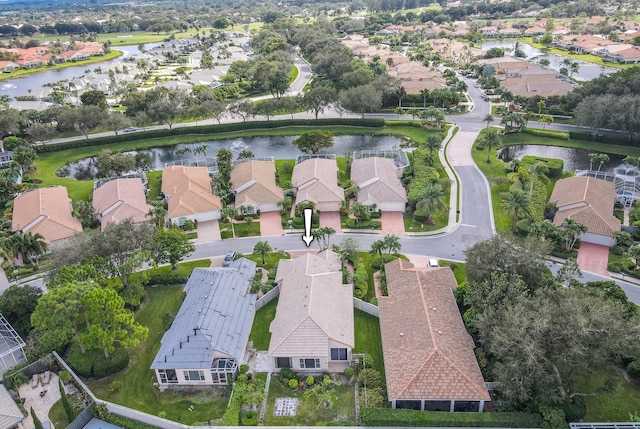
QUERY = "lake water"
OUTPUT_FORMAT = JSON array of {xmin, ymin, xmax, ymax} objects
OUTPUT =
[
  {"xmin": 59, "ymin": 134, "xmax": 407, "ymax": 180},
  {"xmin": 480, "ymin": 40, "xmax": 617, "ymax": 81},
  {"xmin": 497, "ymin": 144, "xmax": 625, "ymax": 172},
  {"xmin": 0, "ymin": 43, "xmax": 162, "ymax": 98}
]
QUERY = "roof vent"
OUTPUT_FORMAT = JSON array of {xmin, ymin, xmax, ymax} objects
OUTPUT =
[
  {"xmin": 432, "ymin": 307, "xmax": 437, "ymax": 311},
  {"xmin": 437, "ymin": 330, "xmax": 442, "ymax": 335},
  {"xmin": 400, "ymin": 332, "xmax": 404, "ymax": 337},
  {"xmin": 205, "ymin": 295, "xmax": 208, "ymax": 299},
  {"xmin": 199, "ymin": 309, "xmax": 202, "ymax": 313}
]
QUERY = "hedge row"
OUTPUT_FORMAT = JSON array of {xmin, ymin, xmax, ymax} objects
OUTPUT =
[
  {"xmin": 146, "ymin": 273, "xmax": 189, "ymax": 285},
  {"xmin": 520, "ymin": 155, "xmax": 564, "ymax": 178},
  {"xmin": 521, "ymin": 128, "xmax": 568, "ymax": 140},
  {"xmin": 67, "ymin": 343, "xmax": 130, "ymax": 378},
  {"xmin": 37, "ymin": 118, "xmax": 386, "ymax": 153},
  {"xmin": 569, "ymin": 130, "xmax": 640, "ymax": 147},
  {"xmin": 362, "ymin": 408, "xmax": 543, "ymax": 428}
]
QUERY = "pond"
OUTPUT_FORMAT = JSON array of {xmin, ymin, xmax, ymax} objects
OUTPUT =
[
  {"xmin": 0, "ymin": 43, "xmax": 162, "ymax": 98},
  {"xmin": 59, "ymin": 134, "xmax": 407, "ymax": 180},
  {"xmin": 497, "ymin": 144, "xmax": 625, "ymax": 172},
  {"xmin": 480, "ymin": 40, "xmax": 617, "ymax": 81}
]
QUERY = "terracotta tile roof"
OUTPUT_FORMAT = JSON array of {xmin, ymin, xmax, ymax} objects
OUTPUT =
[
  {"xmin": 291, "ymin": 158, "xmax": 344, "ymax": 205},
  {"xmin": 230, "ymin": 160, "xmax": 283, "ymax": 207},
  {"xmin": 268, "ymin": 251, "xmax": 354, "ymax": 357},
  {"xmin": 379, "ymin": 259, "xmax": 490, "ymax": 402},
  {"xmin": 351, "ymin": 157, "xmax": 407, "ymax": 206},
  {"xmin": 161, "ymin": 166, "xmax": 221, "ymax": 219},
  {"xmin": 11, "ymin": 186, "xmax": 82, "ymax": 244},
  {"xmin": 550, "ymin": 176, "xmax": 620, "ymax": 236},
  {"xmin": 93, "ymin": 178, "xmax": 154, "ymax": 230}
]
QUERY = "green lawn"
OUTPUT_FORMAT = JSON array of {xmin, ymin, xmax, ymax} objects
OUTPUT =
[
  {"xmin": 244, "ymin": 250, "xmax": 290, "ymax": 271},
  {"xmin": 439, "ymin": 260, "xmax": 467, "ymax": 284},
  {"xmin": 336, "ymin": 157, "xmax": 349, "ymax": 184},
  {"xmin": 48, "ymin": 399, "xmax": 69, "ymax": 429},
  {"xmin": 86, "ymin": 285, "xmax": 230, "ymax": 424},
  {"xmin": 353, "ymin": 309, "xmax": 385, "ymax": 380},
  {"xmin": 579, "ymin": 365, "xmax": 640, "ymax": 422},
  {"xmin": 220, "ymin": 220, "xmax": 261, "ymax": 239},
  {"xmin": 249, "ymin": 298, "xmax": 278, "ymax": 351},
  {"xmin": 275, "ymin": 159, "xmax": 295, "ymax": 189},
  {"xmin": 146, "ymin": 170, "xmax": 162, "ymax": 202},
  {"xmin": 403, "ymin": 213, "xmax": 447, "ymax": 232},
  {"xmin": 288, "ymin": 64, "xmax": 299, "ymax": 84},
  {"xmin": 263, "ymin": 376, "xmax": 356, "ymax": 426},
  {"xmin": 0, "ymin": 50, "xmax": 123, "ymax": 82}
]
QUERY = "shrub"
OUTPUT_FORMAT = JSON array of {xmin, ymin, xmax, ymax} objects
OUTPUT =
[
  {"xmin": 521, "ymin": 128, "xmax": 569, "ymax": 140},
  {"xmin": 3, "ymin": 370, "xmax": 28, "ymax": 390},
  {"xmin": 607, "ymin": 261, "xmax": 624, "ymax": 273},
  {"xmin": 357, "ymin": 368, "xmax": 382, "ymax": 388},
  {"xmin": 288, "ymin": 378, "xmax": 298, "ymax": 388},
  {"xmin": 109, "ymin": 380, "xmax": 123, "ymax": 393},
  {"xmin": 31, "ymin": 407, "xmax": 43, "ymax": 429},
  {"xmin": 241, "ymin": 411, "xmax": 258, "ymax": 426},
  {"xmin": 162, "ymin": 312, "xmax": 175, "ymax": 330},
  {"xmin": 559, "ymin": 397, "xmax": 586, "ymax": 422},
  {"xmin": 370, "ymin": 297, "xmax": 378, "ymax": 305},
  {"xmin": 611, "ymin": 246, "xmax": 624, "ymax": 256},
  {"xmin": 59, "ymin": 379, "xmax": 76, "ymax": 421},
  {"xmin": 371, "ymin": 254, "xmax": 398, "ymax": 270},
  {"xmin": 627, "ymin": 359, "xmax": 640, "ymax": 381},
  {"xmin": 146, "ymin": 273, "xmax": 188, "ymax": 285},
  {"xmin": 344, "ymin": 367, "xmax": 354, "ymax": 378},
  {"xmin": 540, "ymin": 406, "xmax": 566, "ymax": 429},
  {"xmin": 306, "ymin": 375, "xmax": 315, "ymax": 386},
  {"xmin": 278, "ymin": 367, "xmax": 294, "ymax": 381},
  {"xmin": 58, "ymin": 370, "xmax": 72, "ymax": 383},
  {"xmin": 67, "ymin": 344, "xmax": 130, "ymax": 378},
  {"xmin": 516, "ymin": 219, "xmax": 531, "ymax": 235},
  {"xmin": 239, "ymin": 364, "xmax": 249, "ymax": 374},
  {"xmin": 67, "ymin": 344, "xmax": 95, "ymax": 377},
  {"xmin": 520, "ymin": 155, "xmax": 563, "ymax": 178}
]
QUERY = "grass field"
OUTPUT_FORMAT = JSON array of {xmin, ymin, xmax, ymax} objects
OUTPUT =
[
  {"xmin": 86, "ymin": 285, "xmax": 230, "ymax": 425},
  {"xmin": 0, "ymin": 50, "xmax": 122, "ymax": 82},
  {"xmin": 580, "ymin": 365, "xmax": 640, "ymax": 422},
  {"xmin": 48, "ymin": 399, "xmax": 69, "ymax": 429},
  {"xmin": 33, "ymin": 122, "xmax": 440, "ymax": 202},
  {"xmin": 353, "ymin": 309, "xmax": 385, "ymax": 379},
  {"xmin": 220, "ymin": 219, "xmax": 261, "ymax": 239},
  {"xmin": 146, "ymin": 170, "xmax": 162, "ymax": 201},
  {"xmin": 249, "ymin": 298, "xmax": 277, "ymax": 351}
]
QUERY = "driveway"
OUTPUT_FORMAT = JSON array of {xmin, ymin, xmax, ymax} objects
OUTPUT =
[
  {"xmin": 260, "ymin": 211, "xmax": 284, "ymax": 236},
  {"xmin": 319, "ymin": 211, "xmax": 342, "ymax": 233},
  {"xmin": 380, "ymin": 211, "xmax": 406, "ymax": 236},
  {"xmin": 195, "ymin": 220, "xmax": 220, "ymax": 243},
  {"xmin": 577, "ymin": 242, "xmax": 611, "ymax": 277}
]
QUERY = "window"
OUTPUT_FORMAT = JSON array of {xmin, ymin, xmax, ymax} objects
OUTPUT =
[
  {"xmin": 183, "ymin": 370, "xmax": 205, "ymax": 381},
  {"xmin": 158, "ymin": 369, "xmax": 178, "ymax": 384},
  {"xmin": 330, "ymin": 348, "xmax": 348, "ymax": 361},
  {"xmin": 299, "ymin": 358, "xmax": 320, "ymax": 369},
  {"xmin": 276, "ymin": 357, "xmax": 292, "ymax": 368}
]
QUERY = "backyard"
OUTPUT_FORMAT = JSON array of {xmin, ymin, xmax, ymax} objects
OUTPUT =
[
  {"xmin": 580, "ymin": 365, "xmax": 640, "ymax": 422},
  {"xmin": 86, "ymin": 273, "xmax": 231, "ymax": 425}
]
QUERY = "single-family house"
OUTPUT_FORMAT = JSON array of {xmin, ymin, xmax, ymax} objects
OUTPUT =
[
  {"xmin": 291, "ymin": 158, "xmax": 344, "ymax": 212},
  {"xmin": 268, "ymin": 251, "xmax": 354, "ymax": 372},
  {"xmin": 0, "ymin": 61, "xmax": 18, "ymax": 73},
  {"xmin": 93, "ymin": 178, "xmax": 154, "ymax": 230},
  {"xmin": 161, "ymin": 165, "xmax": 221, "ymax": 225},
  {"xmin": 379, "ymin": 259, "xmax": 491, "ymax": 412},
  {"xmin": 0, "ymin": 383, "xmax": 24, "ymax": 429},
  {"xmin": 0, "ymin": 313, "xmax": 27, "ymax": 377},
  {"xmin": 351, "ymin": 157, "xmax": 407, "ymax": 212},
  {"xmin": 549, "ymin": 176, "xmax": 621, "ymax": 247},
  {"xmin": 230, "ymin": 160, "xmax": 283, "ymax": 215},
  {"xmin": 11, "ymin": 186, "xmax": 82, "ymax": 246},
  {"xmin": 151, "ymin": 260, "xmax": 257, "ymax": 387}
]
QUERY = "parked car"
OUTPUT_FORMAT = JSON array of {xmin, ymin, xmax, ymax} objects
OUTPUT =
[
  {"xmin": 123, "ymin": 127, "xmax": 139, "ymax": 132},
  {"xmin": 223, "ymin": 251, "xmax": 237, "ymax": 267},
  {"xmin": 428, "ymin": 259, "xmax": 440, "ymax": 268}
]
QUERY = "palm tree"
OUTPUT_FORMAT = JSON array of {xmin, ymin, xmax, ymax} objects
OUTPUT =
[
  {"xmin": 370, "ymin": 240, "xmax": 385, "ymax": 259},
  {"xmin": 193, "ymin": 144, "xmax": 208, "ymax": 166},
  {"xmin": 537, "ymin": 114, "xmax": 553, "ymax": 129},
  {"xmin": 536, "ymin": 99, "xmax": 546, "ymax": 115},
  {"xmin": 382, "ymin": 234, "xmax": 401, "ymax": 255},
  {"xmin": 424, "ymin": 134, "xmax": 442, "ymax": 165},
  {"xmin": 480, "ymin": 129, "xmax": 501, "ymax": 163},
  {"xmin": 588, "ymin": 153, "xmax": 610, "ymax": 172},
  {"xmin": 415, "ymin": 183, "xmax": 446, "ymax": 225},
  {"xmin": 507, "ymin": 167, "xmax": 530, "ymax": 190},
  {"xmin": 175, "ymin": 147, "xmax": 192, "ymax": 162},
  {"xmin": 483, "ymin": 114, "xmax": 494, "ymax": 129},
  {"xmin": 570, "ymin": 61, "xmax": 580, "ymax": 79},
  {"xmin": 351, "ymin": 202, "xmax": 371, "ymax": 224},
  {"xmin": 623, "ymin": 156, "xmax": 640, "ymax": 167},
  {"xmin": 420, "ymin": 88, "xmax": 430, "ymax": 109},
  {"xmin": 503, "ymin": 190, "xmax": 530, "ymax": 232},
  {"xmin": 253, "ymin": 241, "xmax": 272, "ymax": 265},
  {"xmin": 15, "ymin": 232, "xmax": 48, "ymax": 267},
  {"xmin": 627, "ymin": 244, "xmax": 640, "ymax": 270},
  {"xmin": 527, "ymin": 162, "xmax": 550, "ymax": 197},
  {"xmin": 562, "ymin": 218, "xmax": 587, "ymax": 251},
  {"xmin": 147, "ymin": 205, "xmax": 167, "ymax": 229},
  {"xmin": 222, "ymin": 205, "xmax": 237, "ymax": 238}
]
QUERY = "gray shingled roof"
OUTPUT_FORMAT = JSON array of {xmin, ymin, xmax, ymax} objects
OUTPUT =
[{"xmin": 151, "ymin": 259, "xmax": 257, "ymax": 370}]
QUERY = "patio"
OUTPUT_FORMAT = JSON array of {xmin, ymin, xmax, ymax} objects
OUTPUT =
[{"xmin": 18, "ymin": 372, "xmax": 61, "ymax": 429}]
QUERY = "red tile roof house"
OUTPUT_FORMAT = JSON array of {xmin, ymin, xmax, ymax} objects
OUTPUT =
[
  {"xmin": 11, "ymin": 186, "xmax": 82, "ymax": 246},
  {"xmin": 92, "ymin": 178, "xmax": 154, "ymax": 231},
  {"xmin": 230, "ymin": 160, "xmax": 284, "ymax": 215},
  {"xmin": 351, "ymin": 157, "xmax": 407, "ymax": 212},
  {"xmin": 549, "ymin": 176, "xmax": 621, "ymax": 247},
  {"xmin": 161, "ymin": 166, "xmax": 221, "ymax": 225},
  {"xmin": 0, "ymin": 61, "xmax": 18, "ymax": 72},
  {"xmin": 291, "ymin": 158, "xmax": 344, "ymax": 212},
  {"xmin": 379, "ymin": 259, "xmax": 491, "ymax": 412},
  {"xmin": 268, "ymin": 250, "xmax": 354, "ymax": 373}
]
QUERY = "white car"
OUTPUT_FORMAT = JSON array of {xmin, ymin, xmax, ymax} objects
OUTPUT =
[
  {"xmin": 123, "ymin": 127, "xmax": 139, "ymax": 132},
  {"xmin": 428, "ymin": 259, "xmax": 440, "ymax": 268}
]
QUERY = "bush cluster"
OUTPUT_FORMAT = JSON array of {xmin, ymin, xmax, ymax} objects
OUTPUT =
[
  {"xmin": 521, "ymin": 128, "xmax": 569, "ymax": 141},
  {"xmin": 569, "ymin": 130, "xmax": 640, "ymax": 147},
  {"xmin": 67, "ymin": 344, "xmax": 130, "ymax": 378},
  {"xmin": 37, "ymin": 119, "xmax": 386, "ymax": 153},
  {"xmin": 627, "ymin": 359, "xmax": 640, "ymax": 381},
  {"xmin": 353, "ymin": 263, "xmax": 368, "ymax": 299},
  {"xmin": 371, "ymin": 255, "xmax": 398, "ymax": 270},
  {"xmin": 362, "ymin": 408, "xmax": 543, "ymax": 427},
  {"xmin": 146, "ymin": 273, "xmax": 189, "ymax": 285},
  {"xmin": 344, "ymin": 219, "xmax": 381, "ymax": 229}
]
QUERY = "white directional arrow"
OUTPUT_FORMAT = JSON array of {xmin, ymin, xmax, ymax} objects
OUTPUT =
[{"xmin": 302, "ymin": 208, "xmax": 314, "ymax": 247}]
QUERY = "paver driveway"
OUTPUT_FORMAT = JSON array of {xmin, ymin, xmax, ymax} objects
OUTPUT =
[
  {"xmin": 319, "ymin": 211, "xmax": 342, "ymax": 233},
  {"xmin": 577, "ymin": 242, "xmax": 610, "ymax": 277},
  {"xmin": 260, "ymin": 211, "xmax": 284, "ymax": 236},
  {"xmin": 380, "ymin": 211, "xmax": 406, "ymax": 236}
]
